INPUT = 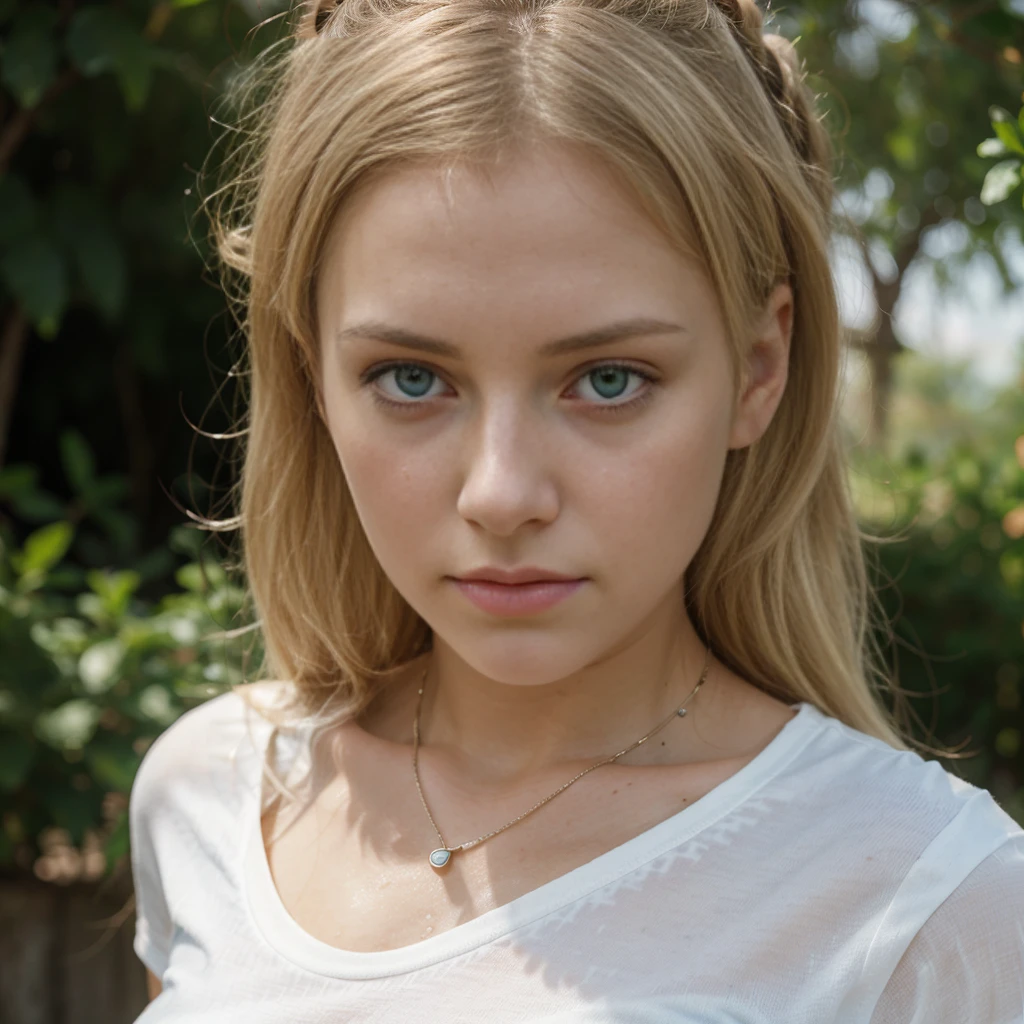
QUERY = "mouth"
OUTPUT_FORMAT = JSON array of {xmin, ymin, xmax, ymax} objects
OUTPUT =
[
  {"xmin": 450, "ymin": 566, "xmax": 585, "ymax": 586},
  {"xmin": 446, "ymin": 576, "xmax": 587, "ymax": 616}
]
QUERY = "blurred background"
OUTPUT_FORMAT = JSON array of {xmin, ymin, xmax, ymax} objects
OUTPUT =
[{"xmin": 0, "ymin": 0, "xmax": 1022, "ymax": 1020}]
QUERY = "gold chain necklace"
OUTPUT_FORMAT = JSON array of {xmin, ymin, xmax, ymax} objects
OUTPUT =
[{"xmin": 412, "ymin": 645, "xmax": 713, "ymax": 869}]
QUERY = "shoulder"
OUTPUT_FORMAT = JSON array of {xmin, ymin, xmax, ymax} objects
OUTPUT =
[
  {"xmin": 777, "ymin": 704, "xmax": 1024, "ymax": 1018},
  {"xmin": 790, "ymin": 705, "xmax": 1024, "ymax": 1016},
  {"xmin": 130, "ymin": 681, "xmax": 291, "ymax": 810},
  {"xmin": 798, "ymin": 703, "xmax": 1020, "ymax": 845},
  {"xmin": 785, "ymin": 703, "xmax": 1022, "ymax": 914}
]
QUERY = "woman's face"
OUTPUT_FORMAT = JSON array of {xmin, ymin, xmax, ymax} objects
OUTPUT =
[{"xmin": 316, "ymin": 140, "xmax": 791, "ymax": 685}]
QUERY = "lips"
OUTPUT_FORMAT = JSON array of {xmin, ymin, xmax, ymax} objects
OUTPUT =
[
  {"xmin": 453, "ymin": 567, "xmax": 583, "ymax": 585},
  {"xmin": 449, "ymin": 577, "xmax": 586, "ymax": 616}
]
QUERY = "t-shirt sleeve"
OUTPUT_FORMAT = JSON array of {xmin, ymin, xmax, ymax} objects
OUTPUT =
[
  {"xmin": 869, "ymin": 830, "xmax": 1024, "ymax": 1024},
  {"xmin": 128, "ymin": 729, "xmax": 177, "ymax": 980}
]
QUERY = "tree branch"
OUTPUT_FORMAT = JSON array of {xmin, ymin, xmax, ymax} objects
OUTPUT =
[{"xmin": 853, "ymin": 228, "xmax": 886, "ymax": 298}]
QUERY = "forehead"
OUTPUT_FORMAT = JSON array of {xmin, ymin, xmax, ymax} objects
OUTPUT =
[{"xmin": 317, "ymin": 141, "xmax": 711, "ymax": 337}]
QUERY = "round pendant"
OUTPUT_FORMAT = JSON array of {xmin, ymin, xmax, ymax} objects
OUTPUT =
[
  {"xmin": 429, "ymin": 848, "xmax": 451, "ymax": 868},
  {"xmin": 676, "ymin": 708, "xmax": 688, "ymax": 717}
]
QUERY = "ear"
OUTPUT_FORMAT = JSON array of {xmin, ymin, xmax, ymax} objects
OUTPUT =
[{"xmin": 727, "ymin": 281, "xmax": 794, "ymax": 451}]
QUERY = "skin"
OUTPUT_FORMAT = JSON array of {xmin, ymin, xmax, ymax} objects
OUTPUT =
[{"xmin": 250, "ymin": 139, "xmax": 799, "ymax": 955}]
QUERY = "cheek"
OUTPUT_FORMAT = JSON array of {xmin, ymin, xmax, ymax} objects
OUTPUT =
[
  {"xmin": 324, "ymin": 405, "xmax": 445, "ymax": 575},
  {"xmin": 584, "ymin": 401, "xmax": 731, "ymax": 569}
]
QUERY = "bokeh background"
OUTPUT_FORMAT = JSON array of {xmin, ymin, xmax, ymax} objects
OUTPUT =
[{"xmin": 0, "ymin": 0, "xmax": 1022, "ymax": 1020}]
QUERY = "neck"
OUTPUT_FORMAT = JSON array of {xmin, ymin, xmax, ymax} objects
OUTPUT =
[{"xmin": 412, "ymin": 594, "xmax": 713, "ymax": 786}]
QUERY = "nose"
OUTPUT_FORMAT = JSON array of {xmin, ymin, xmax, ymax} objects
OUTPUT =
[{"xmin": 455, "ymin": 399, "xmax": 560, "ymax": 537}]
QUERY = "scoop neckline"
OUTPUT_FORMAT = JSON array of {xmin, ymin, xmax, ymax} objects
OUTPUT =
[{"xmin": 242, "ymin": 699, "xmax": 825, "ymax": 980}]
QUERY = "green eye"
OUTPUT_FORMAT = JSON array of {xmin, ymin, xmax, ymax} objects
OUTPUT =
[
  {"xmin": 391, "ymin": 364, "xmax": 435, "ymax": 398},
  {"xmin": 361, "ymin": 360, "xmax": 659, "ymax": 416},
  {"xmin": 568, "ymin": 363, "xmax": 656, "ymax": 411},
  {"xmin": 586, "ymin": 366, "xmax": 633, "ymax": 400},
  {"xmin": 363, "ymin": 363, "xmax": 446, "ymax": 404}
]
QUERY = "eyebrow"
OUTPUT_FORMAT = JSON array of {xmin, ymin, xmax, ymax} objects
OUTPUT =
[{"xmin": 336, "ymin": 317, "xmax": 689, "ymax": 358}]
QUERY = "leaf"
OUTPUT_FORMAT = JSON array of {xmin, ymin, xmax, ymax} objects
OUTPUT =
[
  {"xmin": 981, "ymin": 160, "xmax": 1023, "ymax": 205},
  {"xmin": 0, "ymin": 7, "xmax": 58, "ymax": 108},
  {"xmin": 0, "ymin": 464, "xmax": 38, "ymax": 498},
  {"xmin": 11, "ymin": 490, "xmax": 66, "ymax": 522},
  {"xmin": 77, "ymin": 229, "xmax": 127, "ymax": 319},
  {"xmin": 175, "ymin": 563, "xmax": 207, "ymax": 593},
  {"xmin": 65, "ymin": 7, "xmax": 123, "ymax": 76},
  {"xmin": 45, "ymin": 566, "xmax": 88, "ymax": 591},
  {"xmin": 114, "ymin": 42, "xmax": 153, "ymax": 111},
  {"xmin": 0, "ymin": 175, "xmax": 36, "ymax": 246},
  {"xmin": 138, "ymin": 684, "xmax": 175, "ymax": 723},
  {"xmin": 0, "ymin": 236, "xmax": 69, "ymax": 337},
  {"xmin": 65, "ymin": 6, "xmax": 155, "ymax": 112},
  {"xmin": 90, "ymin": 506, "xmax": 137, "ymax": 554},
  {"xmin": 78, "ymin": 638, "xmax": 124, "ymax": 694},
  {"xmin": 86, "ymin": 568, "xmax": 141, "ymax": 618},
  {"xmin": 168, "ymin": 525, "xmax": 204, "ymax": 558},
  {"xmin": 885, "ymin": 131, "xmax": 918, "ymax": 171},
  {"xmin": 35, "ymin": 699, "xmax": 101, "ymax": 751},
  {"xmin": 50, "ymin": 186, "xmax": 127, "ymax": 320},
  {"xmin": 88, "ymin": 476, "xmax": 130, "ymax": 505},
  {"xmin": 0, "ymin": 732, "xmax": 34, "ymax": 790},
  {"xmin": 978, "ymin": 137, "xmax": 1009, "ymax": 158},
  {"xmin": 175, "ymin": 561, "xmax": 228, "ymax": 594},
  {"xmin": 85, "ymin": 739, "xmax": 138, "ymax": 791},
  {"xmin": 20, "ymin": 521, "xmax": 73, "ymax": 574},
  {"xmin": 993, "ymin": 120, "xmax": 1024, "ymax": 157},
  {"xmin": 59, "ymin": 429, "xmax": 96, "ymax": 495}
]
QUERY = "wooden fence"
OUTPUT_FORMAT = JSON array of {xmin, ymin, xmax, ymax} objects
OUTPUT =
[{"xmin": 0, "ymin": 867, "xmax": 147, "ymax": 1024}]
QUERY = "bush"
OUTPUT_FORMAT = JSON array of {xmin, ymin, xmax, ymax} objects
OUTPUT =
[
  {"xmin": 0, "ymin": 438, "xmax": 258, "ymax": 879},
  {"xmin": 851, "ymin": 376, "xmax": 1024, "ymax": 823}
]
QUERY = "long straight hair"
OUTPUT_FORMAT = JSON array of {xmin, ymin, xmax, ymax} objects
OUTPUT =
[{"xmin": 205, "ymin": 0, "xmax": 922, "ymax": 809}]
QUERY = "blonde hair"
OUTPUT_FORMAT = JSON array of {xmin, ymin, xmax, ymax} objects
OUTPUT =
[{"xmin": 203, "ymin": 0, "xmax": 930, "ymax": 810}]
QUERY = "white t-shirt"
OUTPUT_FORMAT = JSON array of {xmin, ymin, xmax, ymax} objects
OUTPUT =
[{"xmin": 130, "ymin": 683, "xmax": 1024, "ymax": 1023}]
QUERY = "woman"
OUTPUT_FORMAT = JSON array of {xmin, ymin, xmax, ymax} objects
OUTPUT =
[{"xmin": 129, "ymin": 0, "xmax": 1024, "ymax": 1019}]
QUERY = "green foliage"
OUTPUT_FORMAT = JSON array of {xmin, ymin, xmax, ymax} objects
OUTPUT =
[
  {"xmin": 978, "ymin": 104, "xmax": 1024, "ymax": 209},
  {"xmin": 0, "ymin": 1, "xmax": 176, "ymax": 335},
  {"xmin": 850, "ymin": 370, "xmax": 1024, "ymax": 823},
  {"xmin": 0, "ymin": 450, "xmax": 260, "ymax": 874},
  {"xmin": 0, "ymin": 6, "xmax": 60, "ymax": 109},
  {"xmin": 66, "ymin": 7, "xmax": 162, "ymax": 111},
  {"xmin": 0, "ymin": 0, "xmax": 296, "ymax": 583},
  {"xmin": 779, "ymin": 0, "xmax": 1024, "ymax": 295},
  {"xmin": 1, "ymin": 426, "xmax": 142, "ymax": 567}
]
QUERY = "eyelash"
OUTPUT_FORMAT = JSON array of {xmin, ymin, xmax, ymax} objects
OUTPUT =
[{"xmin": 359, "ymin": 361, "xmax": 660, "ymax": 417}]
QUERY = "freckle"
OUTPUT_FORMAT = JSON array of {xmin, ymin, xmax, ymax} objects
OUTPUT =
[
  {"xmin": 661, "ymin": 741, "xmax": 665, "ymax": 746},
  {"xmin": 611, "ymin": 788, "xmax": 618, "ymax": 795}
]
